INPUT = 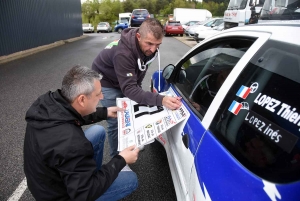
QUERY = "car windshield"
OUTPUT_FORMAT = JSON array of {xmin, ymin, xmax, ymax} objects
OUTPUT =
[
  {"xmin": 82, "ymin": 24, "xmax": 89, "ymax": 27},
  {"xmin": 215, "ymin": 22, "xmax": 224, "ymax": 30},
  {"xmin": 203, "ymin": 19, "xmax": 216, "ymax": 27},
  {"xmin": 260, "ymin": 0, "xmax": 300, "ymax": 20},
  {"xmin": 120, "ymin": 19, "xmax": 129, "ymax": 23},
  {"xmin": 133, "ymin": 10, "xmax": 148, "ymax": 15},
  {"xmin": 228, "ymin": 0, "xmax": 263, "ymax": 9},
  {"xmin": 99, "ymin": 23, "xmax": 107, "ymax": 26},
  {"xmin": 196, "ymin": 21, "xmax": 206, "ymax": 25},
  {"xmin": 168, "ymin": 21, "xmax": 181, "ymax": 26}
]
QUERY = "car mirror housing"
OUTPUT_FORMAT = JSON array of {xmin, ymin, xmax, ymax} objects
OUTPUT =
[{"xmin": 162, "ymin": 64, "xmax": 175, "ymax": 79}]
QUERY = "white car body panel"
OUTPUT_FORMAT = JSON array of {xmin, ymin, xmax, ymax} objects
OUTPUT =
[{"xmin": 157, "ymin": 26, "xmax": 298, "ymax": 200}]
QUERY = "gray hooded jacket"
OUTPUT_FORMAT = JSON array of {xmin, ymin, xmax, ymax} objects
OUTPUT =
[{"xmin": 92, "ymin": 28, "xmax": 164, "ymax": 106}]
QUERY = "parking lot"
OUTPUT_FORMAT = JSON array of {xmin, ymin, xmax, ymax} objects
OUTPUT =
[
  {"xmin": 0, "ymin": 33, "xmax": 191, "ymax": 201},
  {"xmin": 174, "ymin": 35, "xmax": 197, "ymax": 47}
]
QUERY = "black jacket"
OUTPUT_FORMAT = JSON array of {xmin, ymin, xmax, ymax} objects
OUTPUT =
[
  {"xmin": 24, "ymin": 90, "xmax": 126, "ymax": 201},
  {"xmin": 92, "ymin": 28, "xmax": 164, "ymax": 106}
]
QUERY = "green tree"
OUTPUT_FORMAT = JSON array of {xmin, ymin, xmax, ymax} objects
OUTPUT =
[
  {"xmin": 155, "ymin": 0, "xmax": 170, "ymax": 13},
  {"xmin": 173, "ymin": 0, "xmax": 189, "ymax": 8},
  {"xmin": 148, "ymin": 0, "xmax": 157, "ymax": 14},
  {"xmin": 200, "ymin": 1, "xmax": 228, "ymax": 16},
  {"xmin": 139, "ymin": 0, "xmax": 149, "ymax": 9},
  {"xmin": 122, "ymin": 0, "xmax": 137, "ymax": 12},
  {"xmin": 96, "ymin": 0, "xmax": 123, "ymax": 23},
  {"xmin": 81, "ymin": 0, "xmax": 99, "ymax": 23}
]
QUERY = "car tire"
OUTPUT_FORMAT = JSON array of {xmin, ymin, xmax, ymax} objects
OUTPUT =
[
  {"xmin": 164, "ymin": 31, "xmax": 168, "ymax": 37},
  {"xmin": 180, "ymin": 34, "xmax": 183, "ymax": 37},
  {"xmin": 117, "ymin": 28, "xmax": 123, "ymax": 34}
]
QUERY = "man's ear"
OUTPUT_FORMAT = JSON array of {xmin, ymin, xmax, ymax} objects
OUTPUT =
[
  {"xmin": 136, "ymin": 32, "xmax": 141, "ymax": 41},
  {"xmin": 76, "ymin": 94, "xmax": 86, "ymax": 107}
]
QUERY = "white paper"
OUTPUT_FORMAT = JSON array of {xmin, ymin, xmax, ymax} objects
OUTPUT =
[{"xmin": 117, "ymin": 87, "xmax": 190, "ymax": 151}]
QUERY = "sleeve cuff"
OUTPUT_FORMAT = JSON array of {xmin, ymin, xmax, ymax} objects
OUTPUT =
[{"xmin": 157, "ymin": 94, "xmax": 164, "ymax": 106}]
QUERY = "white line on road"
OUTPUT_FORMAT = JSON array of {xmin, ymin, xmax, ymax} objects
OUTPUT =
[{"xmin": 7, "ymin": 177, "xmax": 27, "ymax": 201}]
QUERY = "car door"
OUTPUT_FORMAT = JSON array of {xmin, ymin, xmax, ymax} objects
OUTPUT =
[
  {"xmin": 188, "ymin": 31, "xmax": 300, "ymax": 201},
  {"xmin": 164, "ymin": 32, "xmax": 269, "ymax": 200}
]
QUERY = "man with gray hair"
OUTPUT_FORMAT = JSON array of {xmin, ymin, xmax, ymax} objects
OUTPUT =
[
  {"xmin": 92, "ymin": 18, "xmax": 182, "ymax": 157},
  {"xmin": 24, "ymin": 65, "xmax": 140, "ymax": 201}
]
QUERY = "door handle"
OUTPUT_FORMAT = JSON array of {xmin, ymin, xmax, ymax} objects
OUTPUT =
[{"xmin": 182, "ymin": 133, "xmax": 189, "ymax": 149}]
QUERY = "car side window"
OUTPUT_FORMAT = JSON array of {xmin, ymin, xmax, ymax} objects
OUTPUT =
[
  {"xmin": 209, "ymin": 40, "xmax": 300, "ymax": 183},
  {"xmin": 175, "ymin": 38, "xmax": 255, "ymax": 118}
]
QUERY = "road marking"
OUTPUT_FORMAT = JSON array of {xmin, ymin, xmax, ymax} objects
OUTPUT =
[{"xmin": 7, "ymin": 177, "xmax": 27, "ymax": 201}]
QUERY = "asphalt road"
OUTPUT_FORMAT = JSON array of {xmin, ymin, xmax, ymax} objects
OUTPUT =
[{"xmin": 0, "ymin": 32, "xmax": 193, "ymax": 201}]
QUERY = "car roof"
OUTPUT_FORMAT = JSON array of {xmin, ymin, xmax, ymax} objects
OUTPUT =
[{"xmin": 220, "ymin": 23, "xmax": 300, "ymax": 45}]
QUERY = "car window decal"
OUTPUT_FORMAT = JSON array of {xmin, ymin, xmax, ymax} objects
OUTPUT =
[{"xmin": 244, "ymin": 110, "xmax": 298, "ymax": 153}]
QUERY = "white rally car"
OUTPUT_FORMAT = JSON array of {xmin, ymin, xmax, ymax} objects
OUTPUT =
[{"xmin": 151, "ymin": 21, "xmax": 300, "ymax": 201}]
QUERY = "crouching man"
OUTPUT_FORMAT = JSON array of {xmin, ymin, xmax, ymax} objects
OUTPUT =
[{"xmin": 24, "ymin": 65, "xmax": 140, "ymax": 201}]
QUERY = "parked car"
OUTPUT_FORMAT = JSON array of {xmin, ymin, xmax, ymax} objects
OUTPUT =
[
  {"xmin": 97, "ymin": 22, "xmax": 112, "ymax": 33},
  {"xmin": 151, "ymin": 22, "xmax": 300, "ymax": 201},
  {"xmin": 194, "ymin": 22, "xmax": 224, "ymax": 42},
  {"xmin": 163, "ymin": 21, "xmax": 184, "ymax": 36},
  {"xmin": 185, "ymin": 18, "xmax": 223, "ymax": 38},
  {"xmin": 182, "ymin": 20, "xmax": 200, "ymax": 30},
  {"xmin": 129, "ymin": 9, "xmax": 150, "ymax": 27},
  {"xmin": 82, "ymin": 23, "xmax": 94, "ymax": 33},
  {"xmin": 114, "ymin": 21, "xmax": 129, "ymax": 34}
]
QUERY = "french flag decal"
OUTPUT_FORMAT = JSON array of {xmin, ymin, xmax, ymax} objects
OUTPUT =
[
  {"xmin": 228, "ymin": 100, "xmax": 243, "ymax": 115},
  {"xmin": 236, "ymin": 85, "xmax": 251, "ymax": 99}
]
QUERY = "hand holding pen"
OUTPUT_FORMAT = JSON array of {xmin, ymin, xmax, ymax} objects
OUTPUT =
[{"xmin": 162, "ymin": 96, "xmax": 182, "ymax": 110}]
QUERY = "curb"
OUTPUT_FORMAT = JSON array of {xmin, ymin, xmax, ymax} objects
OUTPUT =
[{"xmin": 0, "ymin": 35, "xmax": 88, "ymax": 65}]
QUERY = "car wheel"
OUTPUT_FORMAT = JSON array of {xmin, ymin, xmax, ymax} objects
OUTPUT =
[
  {"xmin": 164, "ymin": 31, "xmax": 168, "ymax": 37},
  {"xmin": 117, "ymin": 28, "xmax": 123, "ymax": 34},
  {"xmin": 180, "ymin": 34, "xmax": 183, "ymax": 37}
]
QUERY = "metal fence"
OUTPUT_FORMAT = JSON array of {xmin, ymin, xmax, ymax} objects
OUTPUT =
[{"xmin": 0, "ymin": 0, "xmax": 83, "ymax": 57}]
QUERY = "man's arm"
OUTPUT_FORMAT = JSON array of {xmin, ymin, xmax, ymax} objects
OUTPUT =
[
  {"xmin": 82, "ymin": 107, "xmax": 107, "ymax": 125},
  {"xmin": 54, "ymin": 142, "xmax": 139, "ymax": 200},
  {"xmin": 82, "ymin": 107, "xmax": 124, "ymax": 125},
  {"xmin": 58, "ymin": 146, "xmax": 127, "ymax": 200}
]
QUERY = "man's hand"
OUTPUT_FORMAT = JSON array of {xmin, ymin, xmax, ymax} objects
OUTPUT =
[
  {"xmin": 119, "ymin": 145, "xmax": 140, "ymax": 164},
  {"xmin": 107, "ymin": 106, "xmax": 124, "ymax": 118},
  {"xmin": 162, "ymin": 96, "xmax": 182, "ymax": 110}
]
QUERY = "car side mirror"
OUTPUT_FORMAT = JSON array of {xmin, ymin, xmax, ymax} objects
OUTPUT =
[
  {"xmin": 211, "ymin": 24, "xmax": 216, "ymax": 28},
  {"xmin": 162, "ymin": 64, "xmax": 175, "ymax": 79}
]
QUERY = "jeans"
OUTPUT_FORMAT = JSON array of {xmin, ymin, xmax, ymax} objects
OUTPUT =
[
  {"xmin": 84, "ymin": 125, "xmax": 138, "ymax": 201},
  {"xmin": 84, "ymin": 125, "xmax": 105, "ymax": 170},
  {"xmin": 96, "ymin": 171, "xmax": 138, "ymax": 201},
  {"xmin": 100, "ymin": 87, "xmax": 124, "ymax": 157}
]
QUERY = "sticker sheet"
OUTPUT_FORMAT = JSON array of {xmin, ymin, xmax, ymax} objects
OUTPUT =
[{"xmin": 117, "ymin": 87, "xmax": 190, "ymax": 151}]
